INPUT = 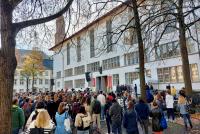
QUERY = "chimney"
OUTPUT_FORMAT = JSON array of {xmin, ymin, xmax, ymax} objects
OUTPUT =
[{"xmin": 55, "ymin": 16, "xmax": 65, "ymax": 45}]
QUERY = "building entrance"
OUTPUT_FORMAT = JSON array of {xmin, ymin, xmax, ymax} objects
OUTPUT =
[{"xmin": 96, "ymin": 76, "xmax": 108, "ymax": 92}]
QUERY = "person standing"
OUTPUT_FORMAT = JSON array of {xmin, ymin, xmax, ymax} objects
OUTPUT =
[
  {"xmin": 12, "ymin": 98, "xmax": 25, "ymax": 134},
  {"xmin": 135, "ymin": 98, "xmax": 150, "ymax": 134},
  {"xmin": 91, "ymin": 94, "xmax": 101, "ymax": 129},
  {"xmin": 55, "ymin": 102, "xmax": 72, "ymax": 134},
  {"xmin": 178, "ymin": 89, "xmax": 193, "ymax": 130},
  {"xmin": 109, "ymin": 98, "xmax": 122, "ymax": 134},
  {"xmin": 150, "ymin": 101, "xmax": 163, "ymax": 134},
  {"xmin": 171, "ymin": 86, "xmax": 176, "ymax": 98},
  {"xmin": 75, "ymin": 106, "xmax": 91, "ymax": 134},
  {"xmin": 97, "ymin": 91, "xmax": 106, "ymax": 120},
  {"xmin": 134, "ymin": 84, "xmax": 137, "ymax": 98},
  {"xmin": 104, "ymin": 97, "xmax": 112, "ymax": 134},
  {"xmin": 165, "ymin": 89, "xmax": 175, "ymax": 121},
  {"xmin": 123, "ymin": 101, "xmax": 138, "ymax": 134}
]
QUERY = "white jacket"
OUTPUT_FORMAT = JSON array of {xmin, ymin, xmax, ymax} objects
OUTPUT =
[
  {"xmin": 97, "ymin": 94, "xmax": 106, "ymax": 106},
  {"xmin": 165, "ymin": 94, "xmax": 174, "ymax": 108}
]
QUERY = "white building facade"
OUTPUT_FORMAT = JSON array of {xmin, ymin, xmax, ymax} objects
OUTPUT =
[{"xmin": 50, "ymin": 3, "xmax": 200, "ymax": 93}]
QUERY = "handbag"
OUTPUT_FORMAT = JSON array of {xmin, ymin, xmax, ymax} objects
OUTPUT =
[
  {"xmin": 64, "ymin": 112, "xmax": 72, "ymax": 133},
  {"xmin": 160, "ymin": 113, "xmax": 167, "ymax": 129},
  {"xmin": 186, "ymin": 101, "xmax": 195, "ymax": 114}
]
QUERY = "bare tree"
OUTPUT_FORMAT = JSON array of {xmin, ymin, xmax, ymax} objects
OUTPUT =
[
  {"xmin": 0, "ymin": 0, "xmax": 73, "ymax": 133},
  {"xmin": 143, "ymin": 0, "xmax": 200, "ymax": 95}
]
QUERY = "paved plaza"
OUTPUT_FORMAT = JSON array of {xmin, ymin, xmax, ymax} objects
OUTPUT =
[{"xmin": 100, "ymin": 117, "xmax": 200, "ymax": 134}]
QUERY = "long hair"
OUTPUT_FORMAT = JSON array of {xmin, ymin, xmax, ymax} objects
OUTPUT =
[
  {"xmin": 57, "ymin": 102, "xmax": 66, "ymax": 114},
  {"xmin": 34, "ymin": 110, "xmax": 50, "ymax": 128}
]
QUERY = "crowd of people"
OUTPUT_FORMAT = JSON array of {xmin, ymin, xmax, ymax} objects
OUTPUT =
[{"xmin": 12, "ymin": 85, "xmax": 195, "ymax": 134}]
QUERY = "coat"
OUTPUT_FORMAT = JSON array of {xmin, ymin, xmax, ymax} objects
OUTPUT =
[
  {"xmin": 123, "ymin": 109, "xmax": 138, "ymax": 133},
  {"xmin": 150, "ymin": 107, "xmax": 163, "ymax": 132},
  {"xmin": 12, "ymin": 105, "xmax": 25, "ymax": 130}
]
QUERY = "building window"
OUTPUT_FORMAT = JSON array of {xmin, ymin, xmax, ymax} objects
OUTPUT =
[
  {"xmin": 90, "ymin": 29, "xmax": 95, "ymax": 58},
  {"xmin": 177, "ymin": 66, "xmax": 183, "ymax": 82},
  {"xmin": 190, "ymin": 64, "xmax": 199, "ymax": 82},
  {"xmin": 67, "ymin": 43, "xmax": 70, "ymax": 65},
  {"xmin": 157, "ymin": 69, "xmax": 164, "ymax": 83},
  {"xmin": 156, "ymin": 41, "xmax": 180, "ymax": 59},
  {"xmin": 187, "ymin": 38, "xmax": 196, "ymax": 53},
  {"xmin": 157, "ymin": 64, "xmax": 199, "ymax": 83},
  {"xmin": 162, "ymin": 1, "xmax": 176, "ymax": 34},
  {"xmin": 20, "ymin": 79, "xmax": 24, "ymax": 85},
  {"xmin": 87, "ymin": 62, "xmax": 100, "ymax": 72},
  {"xmin": 39, "ymin": 79, "xmax": 43, "ymax": 85},
  {"xmin": 28, "ymin": 79, "xmax": 31, "ymax": 84},
  {"xmin": 57, "ymin": 82, "xmax": 60, "ymax": 88},
  {"xmin": 75, "ymin": 79, "xmax": 85, "ymax": 88},
  {"xmin": 146, "ymin": 70, "xmax": 151, "ymax": 77},
  {"xmin": 39, "ymin": 72, "xmax": 43, "ymax": 76},
  {"xmin": 34, "ymin": 79, "xmax": 37, "ymax": 85},
  {"xmin": 163, "ymin": 68, "xmax": 170, "ymax": 82},
  {"xmin": 125, "ymin": 72, "xmax": 138, "ymax": 84},
  {"xmin": 45, "ymin": 71, "xmax": 49, "ymax": 76},
  {"xmin": 124, "ymin": 51, "xmax": 139, "ymax": 66},
  {"xmin": 56, "ymin": 71, "xmax": 61, "ymax": 79},
  {"xmin": 14, "ymin": 79, "xmax": 17, "ymax": 85},
  {"xmin": 102, "ymin": 56, "xmax": 120, "ymax": 70},
  {"xmin": 113, "ymin": 74, "xmax": 119, "ymax": 86},
  {"xmin": 65, "ymin": 68, "xmax": 73, "ymax": 77},
  {"xmin": 65, "ymin": 80, "xmax": 73, "ymax": 88},
  {"xmin": 77, "ymin": 36, "xmax": 81, "ymax": 62},
  {"xmin": 74, "ymin": 65, "xmax": 85, "ymax": 75},
  {"xmin": 20, "ymin": 89, "xmax": 24, "ymax": 92},
  {"xmin": 45, "ymin": 79, "xmax": 49, "ymax": 85},
  {"xmin": 106, "ymin": 19, "xmax": 113, "ymax": 52},
  {"xmin": 170, "ymin": 67, "xmax": 177, "ymax": 82}
]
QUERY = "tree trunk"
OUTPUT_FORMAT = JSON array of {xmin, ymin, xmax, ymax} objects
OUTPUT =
[
  {"xmin": 0, "ymin": 1, "xmax": 17, "ymax": 134},
  {"xmin": 26, "ymin": 77, "xmax": 29, "ymax": 92},
  {"xmin": 177, "ymin": 0, "xmax": 193, "ymax": 95},
  {"xmin": 131, "ymin": 0, "xmax": 146, "ymax": 100},
  {"xmin": 32, "ymin": 74, "xmax": 35, "ymax": 92}
]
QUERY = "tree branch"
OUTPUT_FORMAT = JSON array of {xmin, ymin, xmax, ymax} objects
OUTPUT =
[{"xmin": 13, "ymin": 0, "xmax": 74, "ymax": 31}]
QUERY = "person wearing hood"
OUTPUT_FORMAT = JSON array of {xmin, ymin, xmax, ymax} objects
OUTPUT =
[
  {"xmin": 12, "ymin": 98, "xmax": 25, "ymax": 134},
  {"xmin": 123, "ymin": 101, "xmax": 138, "ymax": 134}
]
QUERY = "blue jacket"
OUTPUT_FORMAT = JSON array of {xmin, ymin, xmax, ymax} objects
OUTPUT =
[
  {"xmin": 135, "ymin": 102, "xmax": 150, "ymax": 120},
  {"xmin": 123, "ymin": 109, "xmax": 138, "ymax": 133},
  {"xmin": 55, "ymin": 112, "xmax": 71, "ymax": 134}
]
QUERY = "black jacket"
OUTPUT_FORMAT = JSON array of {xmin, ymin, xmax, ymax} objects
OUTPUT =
[{"xmin": 150, "ymin": 107, "xmax": 163, "ymax": 132}]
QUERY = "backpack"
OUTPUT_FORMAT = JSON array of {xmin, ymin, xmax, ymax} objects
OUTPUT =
[
  {"xmin": 81, "ymin": 115, "xmax": 91, "ymax": 129},
  {"xmin": 93, "ymin": 100, "xmax": 101, "ymax": 114}
]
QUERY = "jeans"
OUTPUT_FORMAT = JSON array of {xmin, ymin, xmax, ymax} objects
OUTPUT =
[
  {"xmin": 167, "ymin": 108, "xmax": 175, "ymax": 120},
  {"xmin": 140, "ymin": 119, "xmax": 149, "ymax": 134},
  {"xmin": 106, "ymin": 117, "xmax": 111, "ymax": 133},
  {"xmin": 77, "ymin": 130, "xmax": 89, "ymax": 134},
  {"xmin": 12, "ymin": 128, "xmax": 20, "ymax": 134},
  {"xmin": 112, "ymin": 121, "xmax": 122, "ymax": 134},
  {"xmin": 182, "ymin": 114, "xmax": 193, "ymax": 129},
  {"xmin": 92, "ymin": 114, "xmax": 101, "ymax": 129},
  {"xmin": 101, "ymin": 105, "xmax": 105, "ymax": 120}
]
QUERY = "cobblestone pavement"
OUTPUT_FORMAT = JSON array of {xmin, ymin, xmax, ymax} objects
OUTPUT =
[{"xmin": 100, "ymin": 118, "xmax": 200, "ymax": 134}]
